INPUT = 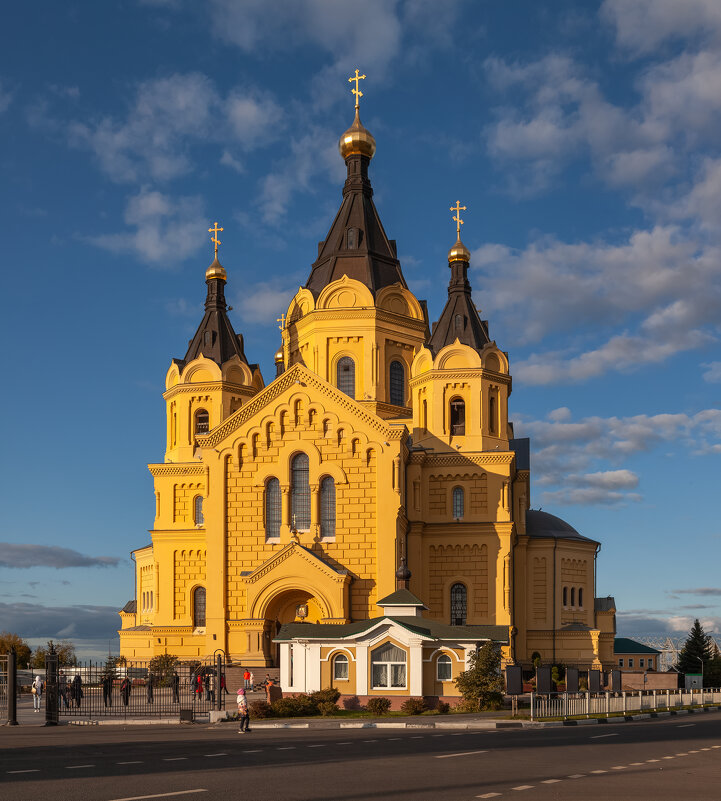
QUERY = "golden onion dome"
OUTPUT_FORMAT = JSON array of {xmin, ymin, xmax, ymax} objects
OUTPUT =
[
  {"xmin": 448, "ymin": 236, "xmax": 471, "ymax": 263},
  {"xmin": 339, "ymin": 109, "xmax": 376, "ymax": 160},
  {"xmin": 205, "ymin": 256, "xmax": 227, "ymax": 281},
  {"xmin": 274, "ymin": 347, "xmax": 284, "ymax": 364}
]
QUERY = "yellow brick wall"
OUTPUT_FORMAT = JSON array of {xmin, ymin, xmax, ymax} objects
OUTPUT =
[
  {"xmin": 173, "ymin": 482, "xmax": 205, "ymax": 524},
  {"xmin": 173, "ymin": 548, "xmax": 207, "ymax": 619},
  {"xmin": 532, "ymin": 556, "xmax": 547, "ymax": 623},
  {"xmin": 427, "ymin": 543, "xmax": 489, "ymax": 620}
]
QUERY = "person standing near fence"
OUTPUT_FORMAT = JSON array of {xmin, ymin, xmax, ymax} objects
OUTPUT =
[
  {"xmin": 59, "ymin": 671, "xmax": 69, "ymax": 709},
  {"xmin": 243, "ymin": 668, "xmax": 251, "ymax": 690},
  {"xmin": 207, "ymin": 672, "xmax": 216, "ymax": 703},
  {"xmin": 72, "ymin": 674, "xmax": 83, "ymax": 708},
  {"xmin": 194, "ymin": 672, "xmax": 203, "ymax": 700},
  {"xmin": 172, "ymin": 671, "xmax": 180, "ymax": 703},
  {"xmin": 146, "ymin": 672, "xmax": 154, "ymax": 704},
  {"xmin": 236, "ymin": 688, "xmax": 250, "ymax": 733},
  {"xmin": 32, "ymin": 675, "xmax": 43, "ymax": 712},
  {"xmin": 249, "ymin": 671, "xmax": 255, "ymax": 690},
  {"xmin": 120, "ymin": 676, "xmax": 131, "ymax": 706},
  {"xmin": 102, "ymin": 673, "xmax": 113, "ymax": 708}
]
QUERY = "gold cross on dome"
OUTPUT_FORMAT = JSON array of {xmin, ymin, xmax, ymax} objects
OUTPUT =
[
  {"xmin": 348, "ymin": 68, "xmax": 366, "ymax": 110},
  {"xmin": 208, "ymin": 221, "xmax": 224, "ymax": 256},
  {"xmin": 277, "ymin": 312, "xmax": 286, "ymax": 331},
  {"xmin": 450, "ymin": 201, "xmax": 467, "ymax": 237}
]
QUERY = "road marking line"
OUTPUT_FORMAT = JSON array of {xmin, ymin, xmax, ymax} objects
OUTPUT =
[
  {"xmin": 646, "ymin": 759, "xmax": 659, "ymax": 763},
  {"xmin": 700, "ymin": 748, "xmax": 711, "ymax": 751},
  {"xmin": 675, "ymin": 753, "xmax": 688, "ymax": 756},
  {"xmin": 629, "ymin": 762, "xmax": 644, "ymax": 765},
  {"xmin": 336, "ymin": 741, "xmax": 352, "ymax": 745},
  {"xmin": 541, "ymin": 779, "xmax": 561, "ymax": 783},
  {"xmin": 242, "ymin": 750, "xmax": 262, "ymax": 753},
  {"xmin": 276, "ymin": 747, "xmax": 295, "ymax": 750},
  {"xmin": 307, "ymin": 744, "xmax": 324, "ymax": 748},
  {"xmin": 677, "ymin": 724, "xmax": 694, "ymax": 728},
  {"xmin": 387, "ymin": 737, "xmax": 402, "ymax": 741},
  {"xmin": 7, "ymin": 769, "xmax": 40, "ymax": 774},
  {"xmin": 476, "ymin": 794, "xmax": 501, "ymax": 798},
  {"xmin": 512, "ymin": 785, "xmax": 534, "ymax": 791},
  {"xmin": 662, "ymin": 756, "xmax": 675, "ymax": 760},
  {"xmin": 66, "ymin": 765, "xmax": 95, "ymax": 769},
  {"xmin": 688, "ymin": 750, "xmax": 699, "ymax": 753},
  {"xmin": 362, "ymin": 739, "xmax": 377, "ymax": 742},
  {"xmin": 163, "ymin": 758, "xmax": 188, "ymax": 761},
  {"xmin": 411, "ymin": 735, "xmax": 424, "ymax": 739},
  {"xmin": 117, "ymin": 761, "xmax": 144, "ymax": 765},
  {"xmin": 432, "ymin": 734, "xmax": 446, "ymax": 737},
  {"xmin": 590, "ymin": 769, "xmax": 607, "ymax": 774},
  {"xmin": 713, "ymin": 746, "xmax": 721, "ymax": 749},
  {"xmin": 107, "ymin": 792, "xmax": 208, "ymax": 801},
  {"xmin": 435, "ymin": 750, "xmax": 488, "ymax": 759},
  {"xmin": 590, "ymin": 733, "xmax": 618, "ymax": 739},
  {"xmin": 567, "ymin": 774, "xmax": 585, "ymax": 778},
  {"xmin": 203, "ymin": 754, "xmax": 227, "ymax": 757},
  {"xmin": 611, "ymin": 766, "xmax": 626, "ymax": 770}
]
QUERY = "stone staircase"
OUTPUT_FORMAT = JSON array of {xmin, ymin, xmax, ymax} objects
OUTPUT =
[{"xmin": 224, "ymin": 664, "xmax": 281, "ymax": 698}]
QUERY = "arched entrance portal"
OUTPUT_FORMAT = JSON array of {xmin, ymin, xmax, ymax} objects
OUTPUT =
[{"xmin": 263, "ymin": 589, "xmax": 325, "ymax": 666}]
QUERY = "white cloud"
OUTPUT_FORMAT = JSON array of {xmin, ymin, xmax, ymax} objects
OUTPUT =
[
  {"xmin": 234, "ymin": 280, "xmax": 303, "ymax": 325},
  {"xmin": 67, "ymin": 73, "xmax": 282, "ymax": 183},
  {"xmin": 702, "ymin": 361, "xmax": 721, "ymax": 383},
  {"xmin": 220, "ymin": 150, "xmax": 244, "ymax": 174},
  {"xmin": 88, "ymin": 188, "xmax": 207, "ymax": 265}
]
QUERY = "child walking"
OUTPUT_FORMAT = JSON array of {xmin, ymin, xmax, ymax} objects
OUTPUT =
[{"xmin": 237, "ymin": 688, "xmax": 251, "ymax": 733}]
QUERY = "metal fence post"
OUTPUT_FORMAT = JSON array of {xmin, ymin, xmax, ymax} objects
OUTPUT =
[
  {"xmin": 530, "ymin": 692, "xmax": 534, "ymax": 721},
  {"xmin": 605, "ymin": 691, "xmax": 610, "ymax": 717},
  {"xmin": 7, "ymin": 649, "xmax": 18, "ymax": 726},
  {"xmin": 44, "ymin": 649, "xmax": 59, "ymax": 726},
  {"xmin": 586, "ymin": 691, "xmax": 590, "ymax": 718},
  {"xmin": 215, "ymin": 654, "xmax": 222, "ymax": 712}
]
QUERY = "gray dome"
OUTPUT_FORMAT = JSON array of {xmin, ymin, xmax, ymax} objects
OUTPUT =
[{"xmin": 525, "ymin": 510, "xmax": 598, "ymax": 544}]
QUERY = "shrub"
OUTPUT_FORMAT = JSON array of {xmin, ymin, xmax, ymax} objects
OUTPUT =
[
  {"xmin": 318, "ymin": 701, "xmax": 338, "ymax": 717},
  {"xmin": 310, "ymin": 687, "xmax": 341, "ymax": 705},
  {"xmin": 249, "ymin": 700, "xmax": 271, "ymax": 719},
  {"xmin": 366, "ymin": 696, "xmax": 392, "ymax": 716},
  {"xmin": 454, "ymin": 642, "xmax": 505, "ymax": 711},
  {"xmin": 400, "ymin": 697, "xmax": 427, "ymax": 716},
  {"xmin": 271, "ymin": 694, "xmax": 318, "ymax": 718},
  {"xmin": 343, "ymin": 695, "xmax": 361, "ymax": 710},
  {"xmin": 437, "ymin": 701, "xmax": 450, "ymax": 714}
]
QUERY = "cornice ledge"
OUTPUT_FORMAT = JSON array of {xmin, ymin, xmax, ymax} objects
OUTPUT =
[{"xmin": 149, "ymin": 463, "xmax": 205, "ymax": 477}]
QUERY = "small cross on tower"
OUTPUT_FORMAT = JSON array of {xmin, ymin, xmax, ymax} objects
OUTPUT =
[
  {"xmin": 276, "ymin": 312, "xmax": 286, "ymax": 331},
  {"xmin": 208, "ymin": 221, "xmax": 224, "ymax": 257},
  {"xmin": 450, "ymin": 201, "xmax": 467, "ymax": 238},
  {"xmin": 348, "ymin": 68, "xmax": 366, "ymax": 110}
]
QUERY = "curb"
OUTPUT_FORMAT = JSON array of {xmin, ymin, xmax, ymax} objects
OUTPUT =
[{"xmin": 534, "ymin": 704, "xmax": 721, "ymax": 728}]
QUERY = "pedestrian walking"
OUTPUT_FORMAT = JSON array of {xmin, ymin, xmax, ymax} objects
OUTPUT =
[
  {"xmin": 172, "ymin": 671, "xmax": 180, "ymax": 703},
  {"xmin": 146, "ymin": 672, "xmax": 154, "ymax": 704},
  {"xmin": 236, "ymin": 688, "xmax": 250, "ymax": 733},
  {"xmin": 243, "ymin": 668, "xmax": 251, "ymax": 690},
  {"xmin": 31, "ymin": 675, "xmax": 43, "ymax": 712},
  {"xmin": 65, "ymin": 677, "xmax": 73, "ymax": 708},
  {"xmin": 265, "ymin": 677, "xmax": 275, "ymax": 704},
  {"xmin": 102, "ymin": 673, "xmax": 113, "ymax": 707},
  {"xmin": 120, "ymin": 676, "xmax": 131, "ymax": 706},
  {"xmin": 207, "ymin": 672, "xmax": 216, "ymax": 703},
  {"xmin": 59, "ymin": 672, "xmax": 69, "ymax": 709},
  {"xmin": 194, "ymin": 673, "xmax": 203, "ymax": 700},
  {"xmin": 220, "ymin": 672, "xmax": 229, "ymax": 695},
  {"xmin": 71, "ymin": 674, "xmax": 83, "ymax": 708}
]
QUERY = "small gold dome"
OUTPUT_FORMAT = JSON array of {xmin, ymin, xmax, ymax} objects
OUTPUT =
[
  {"xmin": 448, "ymin": 237, "xmax": 471, "ymax": 263},
  {"xmin": 339, "ymin": 109, "xmax": 376, "ymax": 160},
  {"xmin": 205, "ymin": 256, "xmax": 227, "ymax": 281},
  {"xmin": 274, "ymin": 348, "xmax": 284, "ymax": 363}
]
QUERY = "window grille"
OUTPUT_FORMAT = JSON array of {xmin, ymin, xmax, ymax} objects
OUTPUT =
[
  {"xmin": 437, "ymin": 654, "xmax": 452, "ymax": 681},
  {"xmin": 195, "ymin": 408, "xmax": 209, "ymax": 434},
  {"xmin": 265, "ymin": 478, "xmax": 281, "ymax": 539},
  {"xmin": 450, "ymin": 398, "xmax": 465, "ymax": 435},
  {"xmin": 371, "ymin": 643, "xmax": 406, "ymax": 689},
  {"xmin": 193, "ymin": 586, "xmax": 206, "ymax": 628},
  {"xmin": 291, "ymin": 453, "xmax": 311, "ymax": 529},
  {"xmin": 320, "ymin": 476, "xmax": 336, "ymax": 538},
  {"xmin": 450, "ymin": 583, "xmax": 467, "ymax": 625},
  {"xmin": 333, "ymin": 653, "xmax": 349, "ymax": 680},
  {"xmin": 389, "ymin": 360, "xmax": 405, "ymax": 406},
  {"xmin": 194, "ymin": 495, "xmax": 204, "ymax": 526},
  {"xmin": 452, "ymin": 486, "xmax": 464, "ymax": 519},
  {"xmin": 337, "ymin": 357, "xmax": 355, "ymax": 397}
]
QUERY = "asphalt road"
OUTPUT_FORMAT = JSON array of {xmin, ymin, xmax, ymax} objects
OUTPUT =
[{"xmin": 1, "ymin": 713, "xmax": 720, "ymax": 801}]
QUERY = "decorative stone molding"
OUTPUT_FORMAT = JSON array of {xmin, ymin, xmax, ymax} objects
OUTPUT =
[{"xmin": 149, "ymin": 464, "xmax": 205, "ymax": 477}]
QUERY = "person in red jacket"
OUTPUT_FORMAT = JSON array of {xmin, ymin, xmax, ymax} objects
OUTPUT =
[{"xmin": 243, "ymin": 669, "xmax": 251, "ymax": 690}]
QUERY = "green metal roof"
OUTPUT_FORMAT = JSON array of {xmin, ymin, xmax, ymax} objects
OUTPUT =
[
  {"xmin": 376, "ymin": 588, "xmax": 426, "ymax": 607},
  {"xmin": 614, "ymin": 637, "xmax": 660, "ymax": 655}
]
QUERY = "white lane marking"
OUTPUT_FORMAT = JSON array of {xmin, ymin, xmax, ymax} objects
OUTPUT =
[
  {"xmin": 387, "ymin": 737, "xmax": 402, "ymax": 741},
  {"xmin": 662, "ymin": 756, "xmax": 675, "ymax": 760},
  {"xmin": 242, "ymin": 750, "xmax": 262, "ymax": 754},
  {"xmin": 107, "ymin": 792, "xmax": 208, "ymax": 801},
  {"xmin": 410, "ymin": 735, "xmax": 424, "ymax": 739},
  {"xmin": 66, "ymin": 765, "xmax": 95, "ymax": 769},
  {"xmin": 629, "ymin": 762, "xmax": 644, "ymax": 766},
  {"xmin": 512, "ymin": 786, "xmax": 534, "ymax": 791},
  {"xmin": 677, "ymin": 724, "xmax": 694, "ymax": 728},
  {"xmin": 688, "ymin": 750, "xmax": 699, "ymax": 753},
  {"xmin": 307, "ymin": 744, "xmax": 324, "ymax": 748},
  {"xmin": 362, "ymin": 739, "xmax": 377, "ymax": 743},
  {"xmin": 163, "ymin": 758, "xmax": 188, "ymax": 761},
  {"xmin": 676, "ymin": 753, "xmax": 688, "ymax": 756},
  {"xmin": 435, "ymin": 750, "xmax": 488, "ymax": 759},
  {"xmin": 568, "ymin": 774, "xmax": 585, "ymax": 779},
  {"xmin": 432, "ymin": 734, "xmax": 446, "ymax": 737},
  {"xmin": 713, "ymin": 746, "xmax": 721, "ymax": 749},
  {"xmin": 117, "ymin": 761, "xmax": 144, "ymax": 765},
  {"xmin": 476, "ymin": 794, "xmax": 502, "ymax": 799},
  {"xmin": 541, "ymin": 779, "xmax": 561, "ymax": 783},
  {"xmin": 701, "ymin": 748, "xmax": 712, "ymax": 751},
  {"xmin": 590, "ymin": 733, "xmax": 618, "ymax": 739},
  {"xmin": 336, "ymin": 742, "xmax": 352, "ymax": 745},
  {"xmin": 611, "ymin": 766, "xmax": 627, "ymax": 770},
  {"xmin": 646, "ymin": 759, "xmax": 659, "ymax": 763},
  {"xmin": 451, "ymin": 733, "xmax": 466, "ymax": 736},
  {"xmin": 276, "ymin": 747, "xmax": 295, "ymax": 750},
  {"xmin": 203, "ymin": 753, "xmax": 227, "ymax": 757},
  {"xmin": 7, "ymin": 769, "xmax": 40, "ymax": 774},
  {"xmin": 590, "ymin": 769, "xmax": 607, "ymax": 774}
]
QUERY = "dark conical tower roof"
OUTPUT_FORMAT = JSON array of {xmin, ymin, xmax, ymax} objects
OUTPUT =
[
  {"xmin": 304, "ymin": 111, "xmax": 407, "ymax": 298},
  {"xmin": 180, "ymin": 257, "xmax": 249, "ymax": 367},
  {"xmin": 428, "ymin": 245, "xmax": 490, "ymax": 356}
]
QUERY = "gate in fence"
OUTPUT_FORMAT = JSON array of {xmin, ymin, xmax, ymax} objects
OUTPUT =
[{"xmin": 45, "ymin": 655, "xmax": 226, "ymax": 722}]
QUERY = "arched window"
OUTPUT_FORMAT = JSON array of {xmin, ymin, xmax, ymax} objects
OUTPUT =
[
  {"xmin": 389, "ymin": 360, "xmax": 405, "ymax": 406},
  {"xmin": 450, "ymin": 397, "xmax": 465, "ymax": 436},
  {"xmin": 570, "ymin": 587, "xmax": 576, "ymax": 607},
  {"xmin": 193, "ymin": 495, "xmax": 204, "ymax": 526},
  {"xmin": 193, "ymin": 586, "xmax": 206, "ymax": 628},
  {"xmin": 437, "ymin": 653, "xmax": 452, "ymax": 681},
  {"xmin": 578, "ymin": 587, "xmax": 583, "ymax": 608},
  {"xmin": 450, "ymin": 583, "xmax": 467, "ymax": 625},
  {"xmin": 337, "ymin": 357, "xmax": 355, "ymax": 397},
  {"xmin": 333, "ymin": 653, "xmax": 349, "ymax": 680},
  {"xmin": 265, "ymin": 478, "xmax": 281, "ymax": 540},
  {"xmin": 563, "ymin": 586, "xmax": 568, "ymax": 606},
  {"xmin": 320, "ymin": 476, "xmax": 336, "ymax": 539},
  {"xmin": 194, "ymin": 408, "xmax": 209, "ymax": 435},
  {"xmin": 371, "ymin": 643, "xmax": 406, "ymax": 689},
  {"xmin": 291, "ymin": 453, "xmax": 311, "ymax": 530},
  {"xmin": 149, "ymin": 591, "xmax": 153, "ymax": 610},
  {"xmin": 452, "ymin": 486, "xmax": 464, "ymax": 520}
]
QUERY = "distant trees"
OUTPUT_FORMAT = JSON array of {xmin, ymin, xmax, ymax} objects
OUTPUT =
[
  {"xmin": 0, "ymin": 632, "xmax": 32, "ymax": 668},
  {"xmin": 31, "ymin": 640, "xmax": 77, "ymax": 668},
  {"xmin": 677, "ymin": 619, "xmax": 721, "ymax": 687}
]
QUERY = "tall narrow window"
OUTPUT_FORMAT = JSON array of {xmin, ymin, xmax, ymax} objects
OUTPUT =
[
  {"xmin": 337, "ymin": 357, "xmax": 355, "ymax": 397},
  {"xmin": 320, "ymin": 476, "xmax": 336, "ymax": 539},
  {"xmin": 450, "ymin": 583, "xmax": 467, "ymax": 625},
  {"xmin": 578, "ymin": 587, "xmax": 583, "ymax": 608},
  {"xmin": 194, "ymin": 495, "xmax": 204, "ymax": 526},
  {"xmin": 437, "ymin": 653, "xmax": 452, "ymax": 681},
  {"xmin": 291, "ymin": 453, "xmax": 311, "ymax": 529},
  {"xmin": 194, "ymin": 408, "xmax": 209, "ymax": 435},
  {"xmin": 193, "ymin": 586, "xmax": 206, "ymax": 628},
  {"xmin": 422, "ymin": 399, "xmax": 428, "ymax": 430},
  {"xmin": 333, "ymin": 653, "xmax": 349, "ymax": 680},
  {"xmin": 389, "ymin": 360, "xmax": 405, "ymax": 406},
  {"xmin": 489, "ymin": 394, "xmax": 497, "ymax": 434},
  {"xmin": 450, "ymin": 398, "xmax": 465, "ymax": 435},
  {"xmin": 563, "ymin": 586, "xmax": 568, "ymax": 606},
  {"xmin": 452, "ymin": 486, "xmax": 464, "ymax": 519},
  {"xmin": 454, "ymin": 313, "xmax": 463, "ymax": 331},
  {"xmin": 265, "ymin": 478, "xmax": 281, "ymax": 540},
  {"xmin": 570, "ymin": 587, "xmax": 576, "ymax": 607}
]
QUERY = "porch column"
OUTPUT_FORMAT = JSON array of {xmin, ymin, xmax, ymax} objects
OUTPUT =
[
  {"xmin": 409, "ymin": 639, "xmax": 423, "ymax": 697},
  {"xmin": 279, "ymin": 643, "xmax": 291, "ymax": 689},
  {"xmin": 356, "ymin": 645, "xmax": 368, "ymax": 696},
  {"xmin": 307, "ymin": 643, "xmax": 322, "ymax": 692}
]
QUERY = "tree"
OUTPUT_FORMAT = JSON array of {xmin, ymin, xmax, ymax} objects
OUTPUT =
[
  {"xmin": 31, "ymin": 640, "xmax": 77, "ymax": 668},
  {"xmin": 677, "ymin": 619, "xmax": 713, "ymax": 678},
  {"xmin": 149, "ymin": 654, "xmax": 179, "ymax": 687},
  {"xmin": 454, "ymin": 642, "xmax": 505, "ymax": 710},
  {"xmin": 0, "ymin": 632, "xmax": 32, "ymax": 668}
]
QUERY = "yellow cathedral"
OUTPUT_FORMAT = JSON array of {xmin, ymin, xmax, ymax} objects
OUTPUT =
[{"xmin": 119, "ymin": 75, "xmax": 616, "ymax": 701}]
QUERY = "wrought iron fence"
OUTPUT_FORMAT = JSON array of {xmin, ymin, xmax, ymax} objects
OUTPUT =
[
  {"xmin": 0, "ymin": 654, "xmax": 8, "ymax": 724},
  {"xmin": 49, "ymin": 656, "xmax": 226, "ymax": 720},
  {"xmin": 530, "ymin": 688, "xmax": 721, "ymax": 720}
]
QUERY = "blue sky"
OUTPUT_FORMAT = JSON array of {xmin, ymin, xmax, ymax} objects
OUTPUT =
[{"xmin": 2, "ymin": 0, "xmax": 720, "ymax": 659}]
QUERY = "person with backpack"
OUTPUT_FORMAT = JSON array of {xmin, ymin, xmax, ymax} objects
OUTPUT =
[{"xmin": 236, "ymin": 688, "xmax": 251, "ymax": 733}]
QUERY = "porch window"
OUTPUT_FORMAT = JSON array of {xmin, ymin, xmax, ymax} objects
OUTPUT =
[
  {"xmin": 437, "ymin": 653, "xmax": 452, "ymax": 681},
  {"xmin": 333, "ymin": 653, "xmax": 349, "ymax": 680},
  {"xmin": 371, "ymin": 643, "xmax": 406, "ymax": 689}
]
